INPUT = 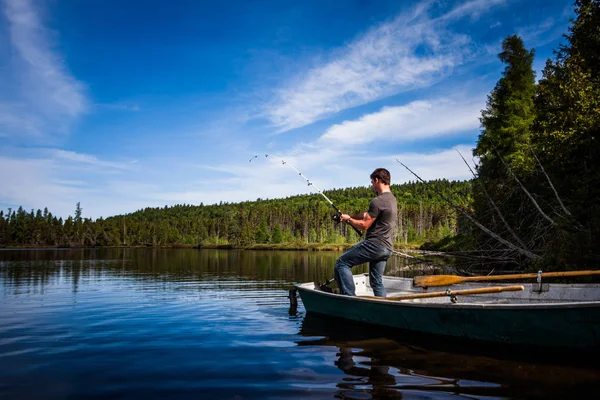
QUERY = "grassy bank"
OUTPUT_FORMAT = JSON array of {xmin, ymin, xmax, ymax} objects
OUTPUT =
[{"xmin": 1, "ymin": 241, "xmax": 427, "ymax": 251}]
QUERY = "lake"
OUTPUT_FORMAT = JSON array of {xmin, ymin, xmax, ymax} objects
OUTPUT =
[{"xmin": 1, "ymin": 248, "xmax": 598, "ymax": 399}]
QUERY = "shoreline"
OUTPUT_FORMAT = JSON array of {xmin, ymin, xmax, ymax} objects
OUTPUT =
[{"xmin": 0, "ymin": 242, "xmax": 425, "ymax": 252}]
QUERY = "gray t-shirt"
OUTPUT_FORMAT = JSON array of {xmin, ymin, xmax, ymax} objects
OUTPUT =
[{"xmin": 365, "ymin": 191, "xmax": 397, "ymax": 250}]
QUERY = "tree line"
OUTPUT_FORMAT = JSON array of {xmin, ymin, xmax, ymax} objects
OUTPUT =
[{"xmin": 0, "ymin": 181, "xmax": 471, "ymax": 249}]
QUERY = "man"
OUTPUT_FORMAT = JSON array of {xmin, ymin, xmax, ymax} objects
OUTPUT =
[{"xmin": 336, "ymin": 168, "xmax": 397, "ymax": 297}]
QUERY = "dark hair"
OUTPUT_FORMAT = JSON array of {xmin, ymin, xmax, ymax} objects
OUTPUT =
[{"xmin": 370, "ymin": 168, "xmax": 391, "ymax": 185}]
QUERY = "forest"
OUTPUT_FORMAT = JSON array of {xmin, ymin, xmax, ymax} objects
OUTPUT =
[
  {"xmin": 0, "ymin": 180, "xmax": 471, "ymax": 249},
  {"xmin": 1, "ymin": 1, "xmax": 598, "ymax": 271}
]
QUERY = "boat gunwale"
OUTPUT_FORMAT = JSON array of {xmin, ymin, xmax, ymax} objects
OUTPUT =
[{"xmin": 294, "ymin": 276, "xmax": 600, "ymax": 310}]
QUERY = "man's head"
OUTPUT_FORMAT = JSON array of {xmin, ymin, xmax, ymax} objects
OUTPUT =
[{"xmin": 370, "ymin": 168, "xmax": 391, "ymax": 186}]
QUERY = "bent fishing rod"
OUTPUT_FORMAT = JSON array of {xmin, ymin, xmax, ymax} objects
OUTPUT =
[{"xmin": 249, "ymin": 154, "xmax": 363, "ymax": 238}]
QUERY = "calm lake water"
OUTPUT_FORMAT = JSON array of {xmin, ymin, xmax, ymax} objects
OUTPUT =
[{"xmin": 1, "ymin": 248, "xmax": 598, "ymax": 399}]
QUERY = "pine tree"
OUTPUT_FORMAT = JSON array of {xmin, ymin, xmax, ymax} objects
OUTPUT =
[
  {"xmin": 271, "ymin": 224, "xmax": 283, "ymax": 244},
  {"xmin": 532, "ymin": 0, "xmax": 600, "ymax": 267},
  {"xmin": 470, "ymin": 35, "xmax": 538, "ymax": 266},
  {"xmin": 474, "ymin": 35, "xmax": 536, "ymax": 176}
]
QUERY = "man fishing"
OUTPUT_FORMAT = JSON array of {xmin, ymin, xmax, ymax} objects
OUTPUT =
[{"xmin": 336, "ymin": 168, "xmax": 397, "ymax": 297}]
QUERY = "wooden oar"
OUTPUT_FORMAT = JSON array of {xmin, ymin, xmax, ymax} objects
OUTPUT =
[
  {"xmin": 361, "ymin": 285, "xmax": 524, "ymax": 301},
  {"xmin": 414, "ymin": 270, "xmax": 600, "ymax": 287}
]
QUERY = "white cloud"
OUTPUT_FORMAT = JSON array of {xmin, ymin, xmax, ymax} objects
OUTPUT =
[
  {"xmin": 319, "ymin": 96, "xmax": 483, "ymax": 146},
  {"xmin": 391, "ymin": 145, "xmax": 478, "ymax": 182},
  {"xmin": 263, "ymin": 0, "xmax": 505, "ymax": 132},
  {"xmin": 517, "ymin": 17, "xmax": 560, "ymax": 48},
  {"xmin": 438, "ymin": 0, "xmax": 506, "ymax": 22},
  {"xmin": 96, "ymin": 102, "xmax": 141, "ymax": 112},
  {"xmin": 0, "ymin": 149, "xmax": 137, "ymax": 219},
  {"xmin": 49, "ymin": 149, "xmax": 133, "ymax": 171},
  {"xmin": 0, "ymin": 0, "xmax": 87, "ymax": 141},
  {"xmin": 0, "ymin": 156, "xmax": 87, "ymax": 217},
  {"xmin": 0, "ymin": 104, "xmax": 43, "ymax": 136},
  {"xmin": 1, "ymin": 143, "xmax": 478, "ymax": 220},
  {"xmin": 198, "ymin": 145, "xmax": 477, "ymax": 209}
]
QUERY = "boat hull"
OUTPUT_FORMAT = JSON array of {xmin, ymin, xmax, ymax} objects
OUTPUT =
[{"xmin": 296, "ymin": 275, "xmax": 600, "ymax": 350}]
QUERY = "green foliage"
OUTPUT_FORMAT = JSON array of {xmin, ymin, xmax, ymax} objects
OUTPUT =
[
  {"xmin": 475, "ymin": 35, "xmax": 536, "ymax": 177},
  {"xmin": 255, "ymin": 219, "xmax": 271, "ymax": 244},
  {"xmin": 271, "ymin": 224, "xmax": 283, "ymax": 244},
  {"xmin": 470, "ymin": 35, "xmax": 538, "ymax": 264},
  {"xmin": 1, "ymin": 180, "xmax": 471, "ymax": 249},
  {"xmin": 467, "ymin": 1, "xmax": 600, "ymax": 269},
  {"xmin": 530, "ymin": 0, "xmax": 600, "ymax": 267}
]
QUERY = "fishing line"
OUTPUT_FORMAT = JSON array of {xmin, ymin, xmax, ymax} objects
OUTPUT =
[{"xmin": 249, "ymin": 154, "xmax": 362, "ymax": 237}]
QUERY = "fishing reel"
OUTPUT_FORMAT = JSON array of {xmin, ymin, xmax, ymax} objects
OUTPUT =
[{"xmin": 332, "ymin": 211, "xmax": 363, "ymax": 237}]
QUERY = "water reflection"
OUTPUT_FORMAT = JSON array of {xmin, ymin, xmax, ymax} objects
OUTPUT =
[
  {"xmin": 2, "ymin": 248, "xmax": 599, "ymax": 399},
  {"xmin": 0, "ymin": 248, "xmax": 421, "ymax": 296},
  {"xmin": 297, "ymin": 313, "xmax": 600, "ymax": 399},
  {"xmin": 0, "ymin": 248, "xmax": 332, "ymax": 293}
]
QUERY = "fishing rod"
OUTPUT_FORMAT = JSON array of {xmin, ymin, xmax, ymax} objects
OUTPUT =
[
  {"xmin": 250, "ymin": 153, "xmax": 363, "ymax": 295},
  {"xmin": 249, "ymin": 154, "xmax": 363, "ymax": 237}
]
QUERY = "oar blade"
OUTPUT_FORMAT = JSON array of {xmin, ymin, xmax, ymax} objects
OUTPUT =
[{"xmin": 413, "ymin": 275, "xmax": 465, "ymax": 287}]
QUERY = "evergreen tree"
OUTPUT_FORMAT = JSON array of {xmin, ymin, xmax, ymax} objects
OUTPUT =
[
  {"xmin": 74, "ymin": 202, "xmax": 83, "ymax": 245},
  {"xmin": 532, "ymin": 0, "xmax": 600, "ymax": 267},
  {"xmin": 469, "ymin": 35, "xmax": 539, "ymax": 266},
  {"xmin": 255, "ymin": 219, "xmax": 271, "ymax": 244},
  {"xmin": 474, "ymin": 35, "xmax": 536, "ymax": 176},
  {"xmin": 271, "ymin": 224, "xmax": 283, "ymax": 244},
  {"xmin": 74, "ymin": 202, "xmax": 83, "ymax": 223}
]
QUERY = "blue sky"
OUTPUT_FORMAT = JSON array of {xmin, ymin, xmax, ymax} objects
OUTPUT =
[{"xmin": 0, "ymin": 0, "xmax": 574, "ymax": 219}]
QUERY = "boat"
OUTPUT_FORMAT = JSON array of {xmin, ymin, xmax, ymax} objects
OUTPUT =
[{"xmin": 292, "ymin": 271, "xmax": 600, "ymax": 351}]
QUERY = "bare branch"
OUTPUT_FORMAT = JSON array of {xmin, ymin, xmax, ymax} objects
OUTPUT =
[
  {"xmin": 455, "ymin": 148, "xmax": 528, "ymax": 249},
  {"xmin": 391, "ymin": 250, "xmax": 463, "ymax": 275},
  {"xmin": 395, "ymin": 159, "xmax": 539, "ymax": 260},
  {"xmin": 491, "ymin": 146, "xmax": 556, "ymax": 226},
  {"xmin": 527, "ymin": 143, "xmax": 571, "ymax": 216}
]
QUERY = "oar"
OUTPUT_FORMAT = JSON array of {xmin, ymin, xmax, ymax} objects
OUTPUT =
[
  {"xmin": 361, "ymin": 285, "xmax": 524, "ymax": 301},
  {"xmin": 414, "ymin": 270, "xmax": 600, "ymax": 287}
]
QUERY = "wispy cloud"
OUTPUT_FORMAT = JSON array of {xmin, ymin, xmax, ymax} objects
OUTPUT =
[
  {"xmin": 517, "ymin": 4, "xmax": 573, "ymax": 50},
  {"xmin": 391, "ymin": 145, "xmax": 479, "ymax": 182},
  {"xmin": 238, "ymin": 145, "xmax": 477, "ymax": 204},
  {"xmin": 96, "ymin": 102, "xmax": 141, "ymax": 112},
  {"xmin": 319, "ymin": 96, "xmax": 483, "ymax": 146},
  {"xmin": 437, "ymin": 0, "xmax": 506, "ymax": 22},
  {"xmin": 0, "ymin": 142, "xmax": 478, "ymax": 219},
  {"xmin": 49, "ymin": 149, "xmax": 133, "ymax": 171},
  {"xmin": 0, "ymin": 148, "xmax": 139, "ymax": 217},
  {"xmin": 263, "ymin": 0, "xmax": 504, "ymax": 132},
  {"xmin": 0, "ymin": 0, "xmax": 87, "ymax": 141},
  {"xmin": 0, "ymin": 155, "xmax": 90, "ymax": 217}
]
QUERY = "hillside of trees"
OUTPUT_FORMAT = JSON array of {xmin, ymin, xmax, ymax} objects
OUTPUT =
[{"xmin": 0, "ymin": 180, "xmax": 471, "ymax": 249}]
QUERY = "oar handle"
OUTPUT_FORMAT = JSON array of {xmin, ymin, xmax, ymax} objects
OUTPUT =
[
  {"xmin": 414, "ymin": 269, "xmax": 600, "ymax": 287},
  {"xmin": 468, "ymin": 270, "xmax": 600, "ymax": 282},
  {"xmin": 361, "ymin": 285, "xmax": 524, "ymax": 301}
]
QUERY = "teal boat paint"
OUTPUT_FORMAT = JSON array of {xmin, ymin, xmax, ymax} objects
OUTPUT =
[{"xmin": 296, "ymin": 274, "xmax": 600, "ymax": 349}]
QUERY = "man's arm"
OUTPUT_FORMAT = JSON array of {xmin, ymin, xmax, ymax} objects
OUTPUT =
[{"xmin": 340, "ymin": 212, "xmax": 376, "ymax": 231}]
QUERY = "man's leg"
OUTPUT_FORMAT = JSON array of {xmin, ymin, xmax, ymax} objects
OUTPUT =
[
  {"xmin": 369, "ymin": 259, "xmax": 387, "ymax": 297},
  {"xmin": 335, "ymin": 241, "xmax": 378, "ymax": 296},
  {"xmin": 369, "ymin": 247, "xmax": 392, "ymax": 297}
]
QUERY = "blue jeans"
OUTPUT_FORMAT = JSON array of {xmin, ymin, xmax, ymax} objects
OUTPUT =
[{"xmin": 334, "ymin": 240, "xmax": 392, "ymax": 297}]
